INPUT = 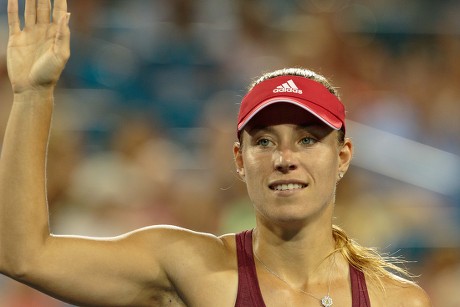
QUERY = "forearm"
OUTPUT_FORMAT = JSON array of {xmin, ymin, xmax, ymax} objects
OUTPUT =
[{"xmin": 0, "ymin": 88, "xmax": 54, "ymax": 276}]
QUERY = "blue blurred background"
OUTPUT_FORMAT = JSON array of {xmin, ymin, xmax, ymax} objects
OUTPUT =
[{"xmin": 0, "ymin": 0, "xmax": 459, "ymax": 305}]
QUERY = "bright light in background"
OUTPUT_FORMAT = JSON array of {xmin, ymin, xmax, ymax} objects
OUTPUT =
[{"xmin": 348, "ymin": 120, "xmax": 460, "ymax": 197}]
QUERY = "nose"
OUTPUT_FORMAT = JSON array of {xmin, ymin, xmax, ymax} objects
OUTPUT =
[{"xmin": 274, "ymin": 150, "xmax": 298, "ymax": 173}]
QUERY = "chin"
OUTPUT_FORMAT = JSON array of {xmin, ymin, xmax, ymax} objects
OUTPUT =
[
  {"xmin": 257, "ymin": 200, "xmax": 332, "ymax": 227},
  {"xmin": 263, "ymin": 207, "xmax": 317, "ymax": 225}
]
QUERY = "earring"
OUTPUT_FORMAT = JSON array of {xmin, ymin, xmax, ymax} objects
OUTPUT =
[
  {"xmin": 338, "ymin": 172, "xmax": 344, "ymax": 179},
  {"xmin": 236, "ymin": 169, "xmax": 245, "ymax": 182}
]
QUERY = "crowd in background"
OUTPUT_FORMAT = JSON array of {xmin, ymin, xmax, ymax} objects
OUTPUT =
[{"xmin": 0, "ymin": 0, "xmax": 459, "ymax": 305}]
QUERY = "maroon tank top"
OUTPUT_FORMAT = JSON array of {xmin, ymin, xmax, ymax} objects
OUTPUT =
[{"xmin": 235, "ymin": 229, "xmax": 371, "ymax": 307}]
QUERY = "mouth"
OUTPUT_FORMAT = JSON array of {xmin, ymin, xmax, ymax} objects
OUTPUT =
[{"xmin": 269, "ymin": 182, "xmax": 307, "ymax": 191}]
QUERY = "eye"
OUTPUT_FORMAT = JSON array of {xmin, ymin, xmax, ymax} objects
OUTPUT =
[
  {"xmin": 256, "ymin": 138, "xmax": 273, "ymax": 147},
  {"xmin": 299, "ymin": 137, "xmax": 317, "ymax": 145}
]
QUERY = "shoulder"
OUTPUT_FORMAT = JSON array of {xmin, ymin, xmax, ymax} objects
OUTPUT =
[
  {"xmin": 123, "ymin": 225, "xmax": 240, "ymax": 272},
  {"xmin": 387, "ymin": 279, "xmax": 431, "ymax": 307},
  {"xmin": 126, "ymin": 226, "xmax": 240, "ymax": 294},
  {"xmin": 133, "ymin": 226, "xmax": 240, "ymax": 305},
  {"xmin": 368, "ymin": 275, "xmax": 432, "ymax": 307},
  {"xmin": 125, "ymin": 225, "xmax": 238, "ymax": 258}
]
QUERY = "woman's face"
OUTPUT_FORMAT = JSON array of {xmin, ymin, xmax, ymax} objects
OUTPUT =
[{"xmin": 234, "ymin": 104, "xmax": 352, "ymax": 226}]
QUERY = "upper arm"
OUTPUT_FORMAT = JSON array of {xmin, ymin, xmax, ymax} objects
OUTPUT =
[{"xmin": 18, "ymin": 226, "xmax": 229, "ymax": 307}]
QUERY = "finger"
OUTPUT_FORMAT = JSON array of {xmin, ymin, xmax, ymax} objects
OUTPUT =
[
  {"xmin": 7, "ymin": 0, "xmax": 21, "ymax": 34},
  {"xmin": 36, "ymin": 0, "xmax": 51, "ymax": 24},
  {"xmin": 52, "ymin": 0, "xmax": 68, "ymax": 24},
  {"xmin": 54, "ymin": 13, "xmax": 71, "ymax": 61},
  {"xmin": 24, "ymin": 0, "xmax": 37, "ymax": 27}
]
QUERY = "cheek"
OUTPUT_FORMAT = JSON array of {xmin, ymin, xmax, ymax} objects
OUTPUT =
[
  {"xmin": 241, "ymin": 150, "xmax": 272, "ymax": 189},
  {"xmin": 312, "ymin": 153, "xmax": 340, "ymax": 184},
  {"xmin": 243, "ymin": 155, "xmax": 263, "ymax": 181}
]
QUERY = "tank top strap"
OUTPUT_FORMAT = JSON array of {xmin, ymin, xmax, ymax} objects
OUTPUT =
[
  {"xmin": 235, "ymin": 229, "xmax": 266, "ymax": 307},
  {"xmin": 349, "ymin": 264, "xmax": 371, "ymax": 307}
]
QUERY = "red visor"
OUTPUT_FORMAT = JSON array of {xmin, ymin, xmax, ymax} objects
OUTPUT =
[{"xmin": 237, "ymin": 75, "xmax": 345, "ymax": 135}]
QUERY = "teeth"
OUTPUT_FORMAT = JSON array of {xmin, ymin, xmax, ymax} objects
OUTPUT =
[{"xmin": 273, "ymin": 183, "xmax": 305, "ymax": 191}]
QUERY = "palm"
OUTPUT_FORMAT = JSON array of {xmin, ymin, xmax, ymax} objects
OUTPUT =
[{"xmin": 7, "ymin": 0, "xmax": 70, "ymax": 93}]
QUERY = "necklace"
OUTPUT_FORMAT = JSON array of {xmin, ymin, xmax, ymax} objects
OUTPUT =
[{"xmin": 253, "ymin": 249, "xmax": 335, "ymax": 307}]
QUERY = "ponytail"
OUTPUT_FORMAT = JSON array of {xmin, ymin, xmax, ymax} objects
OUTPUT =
[{"xmin": 332, "ymin": 224, "xmax": 413, "ymax": 289}]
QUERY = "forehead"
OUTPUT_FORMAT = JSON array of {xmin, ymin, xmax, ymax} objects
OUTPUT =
[{"xmin": 243, "ymin": 103, "xmax": 328, "ymax": 132}]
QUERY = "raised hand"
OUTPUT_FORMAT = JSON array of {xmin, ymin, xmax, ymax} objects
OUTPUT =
[{"xmin": 7, "ymin": 0, "xmax": 70, "ymax": 94}]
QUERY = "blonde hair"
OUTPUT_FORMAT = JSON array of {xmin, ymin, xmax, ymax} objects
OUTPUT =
[
  {"xmin": 333, "ymin": 225, "xmax": 413, "ymax": 289},
  {"xmin": 249, "ymin": 67, "xmax": 340, "ymax": 98}
]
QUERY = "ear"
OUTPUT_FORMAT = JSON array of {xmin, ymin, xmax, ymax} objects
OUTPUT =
[
  {"xmin": 338, "ymin": 137, "xmax": 353, "ymax": 176},
  {"xmin": 233, "ymin": 141, "xmax": 245, "ymax": 177}
]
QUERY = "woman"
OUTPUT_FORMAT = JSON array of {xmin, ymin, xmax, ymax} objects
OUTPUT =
[{"xmin": 0, "ymin": 0, "xmax": 431, "ymax": 306}]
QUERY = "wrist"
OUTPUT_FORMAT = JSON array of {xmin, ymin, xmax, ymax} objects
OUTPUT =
[{"xmin": 13, "ymin": 87, "xmax": 55, "ymax": 103}]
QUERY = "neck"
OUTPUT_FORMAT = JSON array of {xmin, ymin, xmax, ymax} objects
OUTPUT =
[{"xmin": 252, "ymin": 223, "xmax": 337, "ymax": 284}]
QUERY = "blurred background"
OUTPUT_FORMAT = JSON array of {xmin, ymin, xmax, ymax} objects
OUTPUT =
[{"xmin": 1, "ymin": 0, "xmax": 459, "ymax": 305}]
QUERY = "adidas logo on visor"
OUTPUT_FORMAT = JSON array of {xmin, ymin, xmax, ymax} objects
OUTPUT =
[{"xmin": 273, "ymin": 79, "xmax": 303, "ymax": 94}]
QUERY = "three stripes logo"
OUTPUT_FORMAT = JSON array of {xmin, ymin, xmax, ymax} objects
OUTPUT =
[{"xmin": 273, "ymin": 79, "xmax": 303, "ymax": 94}]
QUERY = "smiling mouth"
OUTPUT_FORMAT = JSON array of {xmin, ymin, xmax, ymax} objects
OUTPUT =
[{"xmin": 270, "ymin": 183, "xmax": 307, "ymax": 191}]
